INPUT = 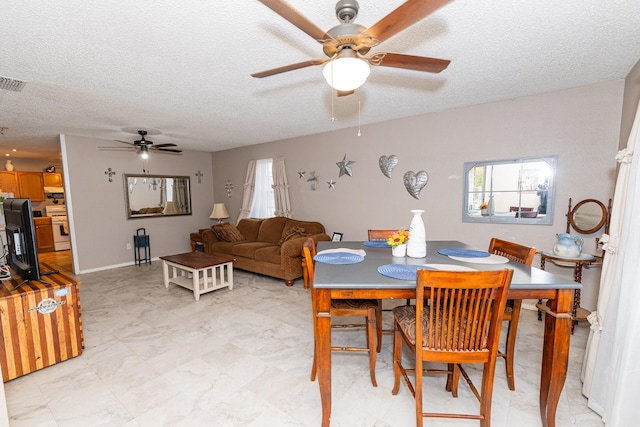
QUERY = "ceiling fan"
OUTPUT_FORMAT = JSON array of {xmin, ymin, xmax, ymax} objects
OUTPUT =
[
  {"xmin": 251, "ymin": 0, "xmax": 452, "ymax": 94},
  {"xmin": 99, "ymin": 130, "xmax": 182, "ymax": 158}
]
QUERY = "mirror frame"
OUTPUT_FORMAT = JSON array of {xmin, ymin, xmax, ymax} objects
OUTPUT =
[
  {"xmin": 124, "ymin": 174, "xmax": 192, "ymax": 219},
  {"xmin": 462, "ymin": 156, "xmax": 557, "ymax": 225},
  {"xmin": 568, "ymin": 198, "xmax": 608, "ymax": 234}
]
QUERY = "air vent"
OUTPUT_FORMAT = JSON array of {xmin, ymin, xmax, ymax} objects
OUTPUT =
[{"xmin": 0, "ymin": 76, "xmax": 26, "ymax": 92}]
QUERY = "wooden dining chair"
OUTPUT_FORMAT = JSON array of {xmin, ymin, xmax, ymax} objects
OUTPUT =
[
  {"xmin": 392, "ymin": 269, "xmax": 513, "ymax": 427},
  {"xmin": 367, "ymin": 229, "xmax": 410, "ymax": 326},
  {"xmin": 301, "ymin": 238, "xmax": 316, "ymax": 290},
  {"xmin": 487, "ymin": 237, "xmax": 536, "ymax": 391},
  {"xmin": 367, "ymin": 229, "xmax": 397, "ymax": 242},
  {"xmin": 303, "ymin": 238, "xmax": 382, "ymax": 386}
]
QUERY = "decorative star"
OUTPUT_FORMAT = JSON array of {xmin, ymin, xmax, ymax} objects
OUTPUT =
[
  {"xmin": 336, "ymin": 154, "xmax": 355, "ymax": 177},
  {"xmin": 327, "ymin": 179, "xmax": 336, "ymax": 189},
  {"xmin": 298, "ymin": 169, "xmax": 306, "ymax": 179},
  {"xmin": 307, "ymin": 171, "xmax": 319, "ymax": 191}
]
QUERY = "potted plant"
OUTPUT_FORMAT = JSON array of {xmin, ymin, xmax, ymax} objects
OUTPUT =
[
  {"xmin": 480, "ymin": 202, "xmax": 489, "ymax": 216},
  {"xmin": 387, "ymin": 229, "xmax": 409, "ymax": 257}
]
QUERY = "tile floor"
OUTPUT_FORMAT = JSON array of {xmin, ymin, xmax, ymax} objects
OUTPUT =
[{"xmin": 5, "ymin": 262, "xmax": 604, "ymax": 426}]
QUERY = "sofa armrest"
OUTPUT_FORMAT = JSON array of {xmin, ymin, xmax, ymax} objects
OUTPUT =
[
  {"xmin": 201, "ymin": 228, "xmax": 221, "ymax": 252},
  {"xmin": 280, "ymin": 233, "xmax": 331, "ymax": 258}
]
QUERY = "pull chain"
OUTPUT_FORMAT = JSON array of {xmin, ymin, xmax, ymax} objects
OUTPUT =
[{"xmin": 357, "ymin": 97, "xmax": 362, "ymax": 136}]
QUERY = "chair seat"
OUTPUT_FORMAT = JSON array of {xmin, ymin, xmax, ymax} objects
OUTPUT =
[{"xmin": 332, "ymin": 299, "xmax": 379, "ymax": 310}]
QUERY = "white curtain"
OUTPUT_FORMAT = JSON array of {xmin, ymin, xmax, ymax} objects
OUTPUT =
[
  {"xmin": 249, "ymin": 159, "xmax": 275, "ymax": 218},
  {"xmin": 272, "ymin": 157, "xmax": 292, "ymax": 218},
  {"xmin": 582, "ymin": 100, "xmax": 640, "ymax": 425},
  {"xmin": 237, "ymin": 160, "xmax": 256, "ymax": 224}
]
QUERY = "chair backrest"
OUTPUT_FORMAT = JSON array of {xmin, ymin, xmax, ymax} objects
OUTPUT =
[
  {"xmin": 367, "ymin": 230, "xmax": 396, "ymax": 241},
  {"xmin": 302, "ymin": 237, "xmax": 316, "ymax": 285},
  {"xmin": 415, "ymin": 269, "xmax": 513, "ymax": 358},
  {"xmin": 488, "ymin": 238, "xmax": 536, "ymax": 266}
]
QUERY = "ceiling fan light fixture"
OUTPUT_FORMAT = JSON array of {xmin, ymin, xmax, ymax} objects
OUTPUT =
[
  {"xmin": 322, "ymin": 50, "xmax": 370, "ymax": 92},
  {"xmin": 140, "ymin": 145, "xmax": 149, "ymax": 159}
]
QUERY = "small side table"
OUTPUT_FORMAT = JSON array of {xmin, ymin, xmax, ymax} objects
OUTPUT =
[
  {"xmin": 160, "ymin": 252, "xmax": 235, "ymax": 301},
  {"xmin": 538, "ymin": 251, "xmax": 602, "ymax": 333}
]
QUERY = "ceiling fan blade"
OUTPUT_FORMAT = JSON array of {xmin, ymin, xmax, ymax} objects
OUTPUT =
[
  {"xmin": 152, "ymin": 143, "xmax": 178, "ymax": 148},
  {"xmin": 98, "ymin": 146, "xmax": 135, "ymax": 151},
  {"xmin": 366, "ymin": 0, "xmax": 452, "ymax": 44},
  {"xmin": 258, "ymin": 0, "xmax": 328, "ymax": 41},
  {"xmin": 154, "ymin": 148, "xmax": 182, "ymax": 153},
  {"xmin": 115, "ymin": 139, "xmax": 136, "ymax": 145},
  {"xmin": 368, "ymin": 52, "xmax": 450, "ymax": 73},
  {"xmin": 251, "ymin": 59, "xmax": 327, "ymax": 78}
]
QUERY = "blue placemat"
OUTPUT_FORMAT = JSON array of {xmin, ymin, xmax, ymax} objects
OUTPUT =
[
  {"xmin": 377, "ymin": 264, "xmax": 437, "ymax": 281},
  {"xmin": 314, "ymin": 252, "xmax": 365, "ymax": 265},
  {"xmin": 438, "ymin": 248, "xmax": 491, "ymax": 258},
  {"xmin": 363, "ymin": 241, "xmax": 391, "ymax": 248}
]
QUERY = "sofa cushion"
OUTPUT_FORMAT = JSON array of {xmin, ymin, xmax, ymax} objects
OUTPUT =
[
  {"xmin": 237, "ymin": 218, "xmax": 263, "ymax": 241},
  {"xmin": 256, "ymin": 217, "xmax": 288, "ymax": 244},
  {"xmin": 254, "ymin": 246, "xmax": 281, "ymax": 264},
  {"xmin": 212, "ymin": 223, "xmax": 245, "ymax": 242},
  {"xmin": 277, "ymin": 225, "xmax": 308, "ymax": 245},
  {"xmin": 232, "ymin": 242, "xmax": 274, "ymax": 259},
  {"xmin": 284, "ymin": 219, "xmax": 326, "ymax": 236}
]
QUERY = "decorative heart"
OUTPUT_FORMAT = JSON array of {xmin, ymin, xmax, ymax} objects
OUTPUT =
[
  {"xmin": 403, "ymin": 170, "xmax": 429, "ymax": 199},
  {"xmin": 378, "ymin": 155, "xmax": 398, "ymax": 178}
]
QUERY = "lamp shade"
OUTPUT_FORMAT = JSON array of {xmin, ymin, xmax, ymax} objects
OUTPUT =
[
  {"xmin": 322, "ymin": 50, "xmax": 370, "ymax": 92},
  {"xmin": 209, "ymin": 203, "xmax": 229, "ymax": 220}
]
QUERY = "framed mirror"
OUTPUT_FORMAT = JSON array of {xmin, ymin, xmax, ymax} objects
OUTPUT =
[
  {"xmin": 567, "ymin": 198, "xmax": 609, "ymax": 234},
  {"xmin": 463, "ymin": 156, "xmax": 557, "ymax": 225},
  {"xmin": 124, "ymin": 174, "xmax": 192, "ymax": 219}
]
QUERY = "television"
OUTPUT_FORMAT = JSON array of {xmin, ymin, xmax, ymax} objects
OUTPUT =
[{"xmin": 3, "ymin": 198, "xmax": 41, "ymax": 283}]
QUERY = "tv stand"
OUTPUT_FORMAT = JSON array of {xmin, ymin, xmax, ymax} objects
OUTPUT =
[{"xmin": 0, "ymin": 264, "xmax": 83, "ymax": 382}]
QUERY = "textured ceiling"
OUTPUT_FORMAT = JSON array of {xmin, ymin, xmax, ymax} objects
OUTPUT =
[{"xmin": 1, "ymin": 0, "xmax": 639, "ymax": 155}]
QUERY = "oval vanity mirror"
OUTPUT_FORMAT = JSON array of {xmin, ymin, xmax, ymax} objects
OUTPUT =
[{"xmin": 568, "ymin": 199, "xmax": 607, "ymax": 234}]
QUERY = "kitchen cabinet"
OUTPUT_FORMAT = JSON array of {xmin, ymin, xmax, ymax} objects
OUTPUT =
[
  {"xmin": 17, "ymin": 171, "xmax": 45, "ymax": 201},
  {"xmin": 0, "ymin": 171, "xmax": 19, "ymax": 195},
  {"xmin": 34, "ymin": 217, "xmax": 55, "ymax": 252},
  {"xmin": 43, "ymin": 172, "xmax": 63, "ymax": 187}
]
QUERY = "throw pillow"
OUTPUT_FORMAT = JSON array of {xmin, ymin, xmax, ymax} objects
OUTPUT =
[
  {"xmin": 277, "ymin": 226, "xmax": 308, "ymax": 246},
  {"xmin": 213, "ymin": 223, "xmax": 245, "ymax": 242}
]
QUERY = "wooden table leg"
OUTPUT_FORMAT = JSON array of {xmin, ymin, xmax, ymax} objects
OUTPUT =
[
  {"xmin": 316, "ymin": 288, "xmax": 332, "ymax": 427},
  {"xmin": 538, "ymin": 289, "xmax": 573, "ymax": 427}
]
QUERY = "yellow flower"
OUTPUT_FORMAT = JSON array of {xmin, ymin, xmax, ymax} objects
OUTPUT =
[{"xmin": 387, "ymin": 229, "xmax": 409, "ymax": 247}]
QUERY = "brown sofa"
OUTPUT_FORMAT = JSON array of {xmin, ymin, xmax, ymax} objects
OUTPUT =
[{"xmin": 191, "ymin": 217, "xmax": 330, "ymax": 286}]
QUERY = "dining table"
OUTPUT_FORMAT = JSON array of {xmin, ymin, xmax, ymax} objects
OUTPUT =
[{"xmin": 312, "ymin": 240, "xmax": 580, "ymax": 427}]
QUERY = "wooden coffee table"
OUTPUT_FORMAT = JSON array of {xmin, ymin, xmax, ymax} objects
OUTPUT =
[{"xmin": 160, "ymin": 252, "xmax": 235, "ymax": 301}]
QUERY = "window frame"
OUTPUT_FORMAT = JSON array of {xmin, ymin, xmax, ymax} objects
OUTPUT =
[{"xmin": 462, "ymin": 156, "xmax": 557, "ymax": 225}]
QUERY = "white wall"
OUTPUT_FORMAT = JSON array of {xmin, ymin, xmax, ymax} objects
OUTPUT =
[{"xmin": 211, "ymin": 81, "xmax": 625, "ymax": 311}]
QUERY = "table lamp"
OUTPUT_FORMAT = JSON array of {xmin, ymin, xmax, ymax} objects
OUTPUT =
[{"xmin": 210, "ymin": 203, "xmax": 229, "ymax": 224}]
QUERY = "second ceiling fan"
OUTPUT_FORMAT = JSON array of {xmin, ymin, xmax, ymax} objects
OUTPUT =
[
  {"xmin": 251, "ymin": 0, "xmax": 453, "ymax": 94},
  {"xmin": 101, "ymin": 129, "xmax": 182, "ymax": 159}
]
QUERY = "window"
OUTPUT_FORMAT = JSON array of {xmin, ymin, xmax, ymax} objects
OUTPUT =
[
  {"xmin": 249, "ymin": 158, "xmax": 275, "ymax": 218},
  {"xmin": 463, "ymin": 156, "xmax": 557, "ymax": 225}
]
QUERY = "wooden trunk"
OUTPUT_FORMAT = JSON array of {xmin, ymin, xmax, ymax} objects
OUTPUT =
[{"xmin": 0, "ymin": 268, "xmax": 83, "ymax": 382}]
